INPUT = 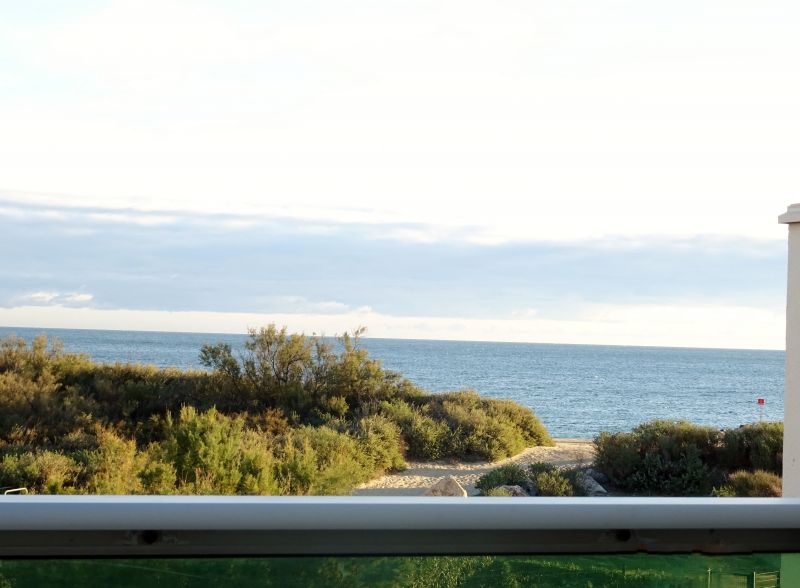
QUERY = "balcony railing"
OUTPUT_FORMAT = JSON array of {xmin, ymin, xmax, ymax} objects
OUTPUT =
[{"xmin": 1, "ymin": 495, "xmax": 799, "ymax": 557}]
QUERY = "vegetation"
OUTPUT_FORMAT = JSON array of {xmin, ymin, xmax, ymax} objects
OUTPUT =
[
  {"xmin": 0, "ymin": 552, "xmax": 783, "ymax": 588},
  {"xmin": 475, "ymin": 461, "xmax": 581, "ymax": 497},
  {"xmin": 528, "ymin": 462, "xmax": 575, "ymax": 497},
  {"xmin": 474, "ymin": 464, "xmax": 528, "ymax": 494},
  {"xmin": 0, "ymin": 328, "xmax": 552, "ymax": 495},
  {"xmin": 594, "ymin": 420, "xmax": 784, "ymax": 496},
  {"xmin": 713, "ymin": 470, "xmax": 782, "ymax": 498}
]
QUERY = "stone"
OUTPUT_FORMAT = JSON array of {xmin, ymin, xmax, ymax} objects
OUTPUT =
[
  {"xmin": 524, "ymin": 480, "xmax": 538, "ymax": 496},
  {"xmin": 576, "ymin": 472, "xmax": 608, "ymax": 496},
  {"xmin": 585, "ymin": 468, "xmax": 610, "ymax": 486},
  {"xmin": 424, "ymin": 476, "xmax": 468, "ymax": 497}
]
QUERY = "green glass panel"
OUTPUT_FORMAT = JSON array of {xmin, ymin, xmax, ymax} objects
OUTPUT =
[{"xmin": 0, "ymin": 553, "xmax": 790, "ymax": 588}]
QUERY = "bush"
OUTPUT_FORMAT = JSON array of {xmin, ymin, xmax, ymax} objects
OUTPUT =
[
  {"xmin": 237, "ymin": 433, "xmax": 281, "ymax": 495},
  {"xmin": 484, "ymin": 487, "xmax": 514, "ymax": 497},
  {"xmin": 354, "ymin": 415, "xmax": 406, "ymax": 475},
  {"xmin": 78, "ymin": 427, "xmax": 142, "ymax": 494},
  {"xmin": 475, "ymin": 464, "xmax": 528, "ymax": 495},
  {"xmin": 527, "ymin": 462, "xmax": 575, "ymax": 496},
  {"xmin": 720, "ymin": 423, "xmax": 782, "ymax": 474},
  {"xmin": 714, "ymin": 469, "xmax": 782, "ymax": 497},
  {"xmin": 162, "ymin": 406, "xmax": 246, "ymax": 494},
  {"xmin": 276, "ymin": 426, "xmax": 369, "ymax": 495},
  {"xmin": 593, "ymin": 419, "xmax": 789, "ymax": 496},
  {"xmin": 0, "ymin": 329, "xmax": 554, "ymax": 496},
  {"xmin": 405, "ymin": 411, "xmax": 451, "ymax": 460},
  {"xmin": 138, "ymin": 451, "xmax": 178, "ymax": 494},
  {"xmin": 0, "ymin": 450, "xmax": 80, "ymax": 494},
  {"xmin": 594, "ymin": 421, "xmax": 721, "ymax": 496},
  {"xmin": 427, "ymin": 391, "xmax": 552, "ymax": 461},
  {"xmin": 534, "ymin": 469, "xmax": 574, "ymax": 497}
]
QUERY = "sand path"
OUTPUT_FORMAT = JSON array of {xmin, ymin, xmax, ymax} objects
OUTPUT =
[{"xmin": 353, "ymin": 438, "xmax": 595, "ymax": 496}]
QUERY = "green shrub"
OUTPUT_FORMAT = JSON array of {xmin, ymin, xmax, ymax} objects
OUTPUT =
[
  {"xmin": 484, "ymin": 487, "xmax": 514, "ymax": 497},
  {"xmin": 276, "ymin": 426, "xmax": 369, "ymax": 495},
  {"xmin": 427, "ymin": 391, "xmax": 551, "ymax": 461},
  {"xmin": 526, "ymin": 462, "xmax": 575, "ymax": 496},
  {"xmin": 720, "ymin": 423, "xmax": 782, "ymax": 474},
  {"xmin": 405, "ymin": 411, "xmax": 451, "ymax": 460},
  {"xmin": 162, "ymin": 406, "xmax": 245, "ymax": 494},
  {"xmin": 534, "ymin": 469, "xmax": 574, "ymax": 497},
  {"xmin": 354, "ymin": 415, "xmax": 406, "ymax": 475},
  {"xmin": 138, "ymin": 450, "xmax": 178, "ymax": 494},
  {"xmin": 475, "ymin": 464, "xmax": 529, "ymax": 495},
  {"xmin": 78, "ymin": 427, "xmax": 142, "ymax": 494},
  {"xmin": 0, "ymin": 450, "xmax": 80, "ymax": 494},
  {"xmin": 237, "ymin": 432, "xmax": 281, "ymax": 495},
  {"xmin": 594, "ymin": 421, "xmax": 720, "ymax": 496},
  {"xmin": 0, "ymin": 329, "xmax": 554, "ymax": 496},
  {"xmin": 714, "ymin": 469, "xmax": 782, "ymax": 497},
  {"xmin": 528, "ymin": 462, "xmax": 557, "ymax": 477}
]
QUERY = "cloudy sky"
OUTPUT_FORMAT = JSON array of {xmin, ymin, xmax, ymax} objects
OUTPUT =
[{"xmin": 1, "ymin": 1, "xmax": 798, "ymax": 349}]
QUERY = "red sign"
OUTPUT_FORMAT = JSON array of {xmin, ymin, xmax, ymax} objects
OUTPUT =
[{"xmin": 757, "ymin": 398, "xmax": 765, "ymax": 405}]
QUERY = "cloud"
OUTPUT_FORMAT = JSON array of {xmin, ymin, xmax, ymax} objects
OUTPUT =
[
  {"xmin": 0, "ymin": 198, "xmax": 785, "ymax": 318},
  {"xmin": 23, "ymin": 291, "xmax": 59, "ymax": 303},
  {"xmin": 0, "ymin": 198, "xmax": 787, "ymax": 348},
  {"xmin": 18, "ymin": 291, "xmax": 94, "ymax": 306}
]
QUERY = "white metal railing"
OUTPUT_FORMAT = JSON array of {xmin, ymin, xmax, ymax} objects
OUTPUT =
[{"xmin": 1, "ymin": 496, "xmax": 800, "ymax": 557}]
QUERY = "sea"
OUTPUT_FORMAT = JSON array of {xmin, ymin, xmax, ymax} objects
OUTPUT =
[{"xmin": 0, "ymin": 326, "xmax": 785, "ymax": 439}]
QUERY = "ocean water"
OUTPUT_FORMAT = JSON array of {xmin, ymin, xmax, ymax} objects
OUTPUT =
[{"xmin": 0, "ymin": 326, "xmax": 784, "ymax": 438}]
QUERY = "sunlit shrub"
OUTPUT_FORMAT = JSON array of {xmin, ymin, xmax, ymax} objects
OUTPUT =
[
  {"xmin": 428, "ymin": 391, "xmax": 551, "ymax": 461},
  {"xmin": 0, "ymin": 450, "xmax": 80, "ymax": 494},
  {"xmin": 78, "ymin": 427, "xmax": 141, "ymax": 494},
  {"xmin": 162, "ymin": 406, "xmax": 245, "ymax": 494},
  {"xmin": 275, "ymin": 426, "xmax": 369, "ymax": 495},
  {"xmin": 138, "ymin": 449, "xmax": 178, "ymax": 494},
  {"xmin": 534, "ymin": 469, "xmax": 574, "ymax": 497},
  {"xmin": 0, "ymin": 330, "xmax": 554, "ymax": 496},
  {"xmin": 714, "ymin": 469, "xmax": 782, "ymax": 497},
  {"xmin": 483, "ymin": 487, "xmax": 513, "ymax": 497},
  {"xmin": 354, "ymin": 415, "xmax": 406, "ymax": 474}
]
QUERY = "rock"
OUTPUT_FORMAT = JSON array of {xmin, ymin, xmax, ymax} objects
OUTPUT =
[
  {"xmin": 576, "ymin": 472, "xmax": 608, "ymax": 496},
  {"xmin": 424, "ymin": 476, "xmax": 468, "ymax": 497},
  {"xmin": 496, "ymin": 485, "xmax": 528, "ymax": 497},
  {"xmin": 585, "ymin": 468, "xmax": 610, "ymax": 486}
]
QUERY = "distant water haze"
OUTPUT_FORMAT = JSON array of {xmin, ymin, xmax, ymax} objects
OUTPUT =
[{"xmin": 0, "ymin": 326, "xmax": 784, "ymax": 439}]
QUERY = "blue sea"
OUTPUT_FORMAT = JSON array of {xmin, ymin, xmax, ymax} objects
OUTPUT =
[{"xmin": 0, "ymin": 326, "xmax": 784, "ymax": 439}]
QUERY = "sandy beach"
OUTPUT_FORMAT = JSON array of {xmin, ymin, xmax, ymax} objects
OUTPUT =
[{"xmin": 353, "ymin": 438, "xmax": 595, "ymax": 496}]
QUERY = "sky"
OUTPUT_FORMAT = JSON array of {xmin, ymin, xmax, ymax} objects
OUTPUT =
[{"xmin": 1, "ymin": 1, "xmax": 798, "ymax": 349}]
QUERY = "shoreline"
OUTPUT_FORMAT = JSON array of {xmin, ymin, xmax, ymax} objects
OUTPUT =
[{"xmin": 353, "ymin": 438, "xmax": 595, "ymax": 496}]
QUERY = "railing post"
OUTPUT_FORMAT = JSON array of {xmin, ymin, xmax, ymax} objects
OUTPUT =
[
  {"xmin": 780, "ymin": 206, "xmax": 800, "ymax": 587},
  {"xmin": 779, "ymin": 205, "xmax": 800, "ymax": 497}
]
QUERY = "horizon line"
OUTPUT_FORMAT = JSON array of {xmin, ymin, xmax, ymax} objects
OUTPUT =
[{"xmin": 0, "ymin": 323, "xmax": 785, "ymax": 354}]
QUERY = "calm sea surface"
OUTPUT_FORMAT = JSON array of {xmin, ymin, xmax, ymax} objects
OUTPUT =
[{"xmin": 0, "ymin": 326, "xmax": 784, "ymax": 438}]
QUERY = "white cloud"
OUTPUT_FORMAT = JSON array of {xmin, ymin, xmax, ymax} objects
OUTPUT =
[
  {"xmin": 17, "ymin": 292, "xmax": 94, "ymax": 306},
  {"xmin": 22, "ymin": 292, "xmax": 59, "ymax": 303},
  {"xmin": 512, "ymin": 308, "xmax": 540, "ymax": 319},
  {"xmin": 269, "ymin": 296, "xmax": 350, "ymax": 314},
  {"xmin": 62, "ymin": 293, "xmax": 94, "ymax": 303}
]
